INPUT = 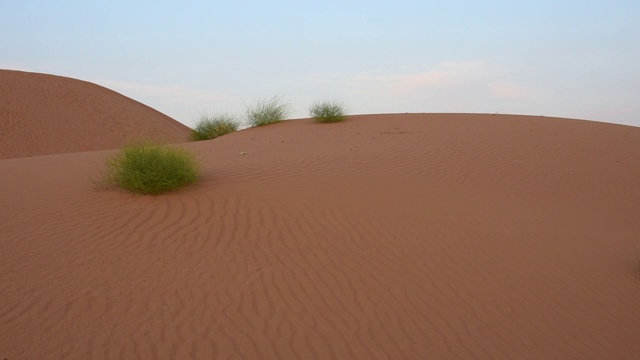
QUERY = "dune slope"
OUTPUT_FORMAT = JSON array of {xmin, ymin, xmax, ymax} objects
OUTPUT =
[
  {"xmin": 1, "ymin": 113, "xmax": 640, "ymax": 359},
  {"xmin": 0, "ymin": 70, "xmax": 191, "ymax": 159}
]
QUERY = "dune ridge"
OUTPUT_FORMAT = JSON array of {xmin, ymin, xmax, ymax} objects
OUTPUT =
[
  {"xmin": 1, "ymin": 73, "xmax": 640, "ymax": 359},
  {"xmin": 0, "ymin": 70, "xmax": 191, "ymax": 159}
]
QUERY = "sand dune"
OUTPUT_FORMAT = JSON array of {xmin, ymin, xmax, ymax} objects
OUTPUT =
[
  {"xmin": 1, "ymin": 80, "xmax": 640, "ymax": 359},
  {"xmin": 0, "ymin": 70, "xmax": 191, "ymax": 159}
]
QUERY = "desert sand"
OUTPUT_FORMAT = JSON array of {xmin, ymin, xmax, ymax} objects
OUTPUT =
[
  {"xmin": 1, "ymin": 71, "xmax": 640, "ymax": 359},
  {"xmin": 0, "ymin": 70, "xmax": 191, "ymax": 159}
]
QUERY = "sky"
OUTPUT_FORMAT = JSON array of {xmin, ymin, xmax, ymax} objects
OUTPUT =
[{"xmin": 1, "ymin": 0, "xmax": 639, "ymax": 128}]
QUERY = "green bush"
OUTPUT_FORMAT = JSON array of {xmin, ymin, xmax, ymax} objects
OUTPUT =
[
  {"xmin": 309, "ymin": 100, "xmax": 348, "ymax": 123},
  {"xmin": 192, "ymin": 113, "xmax": 239, "ymax": 141},
  {"xmin": 244, "ymin": 95, "xmax": 291, "ymax": 127},
  {"xmin": 100, "ymin": 142, "xmax": 201, "ymax": 195}
]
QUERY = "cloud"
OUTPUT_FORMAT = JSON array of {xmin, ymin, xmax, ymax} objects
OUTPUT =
[
  {"xmin": 488, "ymin": 82, "xmax": 541, "ymax": 100},
  {"xmin": 86, "ymin": 79, "xmax": 236, "ymax": 126},
  {"xmin": 297, "ymin": 60, "xmax": 489, "ymax": 94},
  {"xmin": 0, "ymin": 63, "xmax": 35, "ymax": 72},
  {"xmin": 97, "ymin": 79, "xmax": 228, "ymax": 104},
  {"xmin": 298, "ymin": 73, "xmax": 344, "ymax": 84},
  {"xmin": 340, "ymin": 60, "xmax": 490, "ymax": 95},
  {"xmin": 393, "ymin": 61, "xmax": 485, "ymax": 91},
  {"xmin": 581, "ymin": 104, "xmax": 640, "ymax": 125}
]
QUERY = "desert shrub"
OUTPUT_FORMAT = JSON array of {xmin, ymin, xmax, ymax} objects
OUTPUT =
[
  {"xmin": 309, "ymin": 100, "xmax": 348, "ymax": 123},
  {"xmin": 244, "ymin": 95, "xmax": 291, "ymax": 127},
  {"xmin": 192, "ymin": 113, "xmax": 239, "ymax": 141},
  {"xmin": 100, "ymin": 142, "xmax": 201, "ymax": 195}
]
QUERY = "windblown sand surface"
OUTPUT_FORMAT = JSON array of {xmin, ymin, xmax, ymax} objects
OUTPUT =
[
  {"xmin": 0, "ymin": 70, "xmax": 191, "ymax": 159},
  {"xmin": 2, "ymin": 74, "xmax": 640, "ymax": 359}
]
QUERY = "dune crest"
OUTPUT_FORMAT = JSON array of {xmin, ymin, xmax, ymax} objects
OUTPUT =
[{"xmin": 0, "ymin": 70, "xmax": 191, "ymax": 159}]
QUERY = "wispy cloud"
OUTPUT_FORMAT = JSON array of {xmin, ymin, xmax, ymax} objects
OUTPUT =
[
  {"xmin": 292, "ymin": 60, "xmax": 564, "ymax": 117},
  {"xmin": 97, "ymin": 79, "xmax": 228, "ymax": 104},
  {"xmin": 87, "ymin": 79, "xmax": 235, "ymax": 125},
  {"xmin": 298, "ymin": 60, "xmax": 490, "ymax": 94},
  {"xmin": 0, "ymin": 63, "xmax": 35, "ymax": 72},
  {"xmin": 393, "ymin": 61, "xmax": 486, "ymax": 91},
  {"xmin": 582, "ymin": 104, "xmax": 640, "ymax": 124},
  {"xmin": 345, "ymin": 60, "xmax": 489, "ymax": 93},
  {"xmin": 298, "ymin": 73, "xmax": 344, "ymax": 84},
  {"xmin": 488, "ymin": 82, "xmax": 541, "ymax": 100}
]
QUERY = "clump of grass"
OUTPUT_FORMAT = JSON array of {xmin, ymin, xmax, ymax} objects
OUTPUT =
[
  {"xmin": 191, "ymin": 113, "xmax": 239, "ymax": 141},
  {"xmin": 244, "ymin": 95, "xmax": 291, "ymax": 127},
  {"xmin": 309, "ymin": 100, "xmax": 348, "ymax": 123},
  {"xmin": 99, "ymin": 141, "xmax": 201, "ymax": 195}
]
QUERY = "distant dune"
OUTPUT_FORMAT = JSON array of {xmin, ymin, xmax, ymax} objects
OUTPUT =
[
  {"xmin": 0, "ymin": 70, "xmax": 191, "ymax": 159},
  {"xmin": 1, "ymin": 72, "xmax": 640, "ymax": 359}
]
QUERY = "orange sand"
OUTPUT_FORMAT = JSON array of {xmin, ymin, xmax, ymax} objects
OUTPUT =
[
  {"xmin": 0, "ymin": 70, "xmax": 191, "ymax": 159},
  {"xmin": 1, "ymin": 71, "xmax": 640, "ymax": 359}
]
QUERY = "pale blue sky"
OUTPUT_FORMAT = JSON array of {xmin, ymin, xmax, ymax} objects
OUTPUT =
[{"xmin": 2, "ymin": 1, "xmax": 639, "ymax": 127}]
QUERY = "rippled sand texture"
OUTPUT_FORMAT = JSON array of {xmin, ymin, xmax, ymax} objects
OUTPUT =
[{"xmin": 1, "ymin": 72, "xmax": 640, "ymax": 359}]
